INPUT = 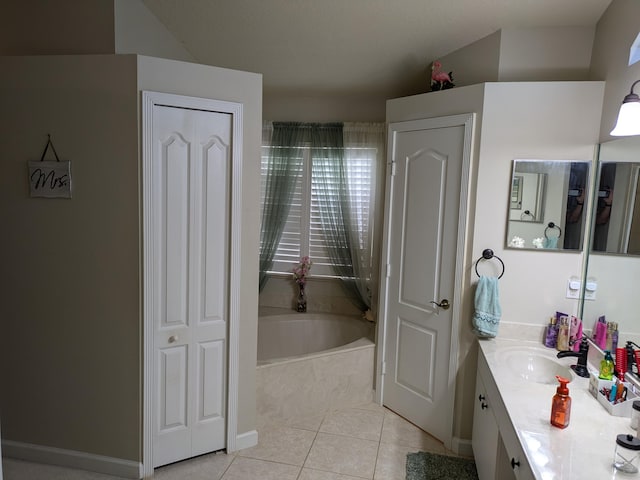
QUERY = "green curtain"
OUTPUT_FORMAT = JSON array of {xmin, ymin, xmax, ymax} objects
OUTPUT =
[
  {"xmin": 259, "ymin": 122, "xmax": 305, "ymax": 291},
  {"xmin": 342, "ymin": 122, "xmax": 385, "ymax": 311},
  {"xmin": 311, "ymin": 124, "xmax": 368, "ymax": 311}
]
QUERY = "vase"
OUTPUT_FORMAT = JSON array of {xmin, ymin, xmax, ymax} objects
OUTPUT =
[{"xmin": 296, "ymin": 284, "xmax": 307, "ymax": 312}]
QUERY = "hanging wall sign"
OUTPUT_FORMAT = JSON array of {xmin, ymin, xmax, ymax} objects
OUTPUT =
[{"xmin": 28, "ymin": 135, "xmax": 72, "ymax": 198}]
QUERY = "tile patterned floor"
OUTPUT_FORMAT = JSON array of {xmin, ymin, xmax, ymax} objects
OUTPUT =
[{"xmin": 2, "ymin": 403, "xmax": 454, "ymax": 480}]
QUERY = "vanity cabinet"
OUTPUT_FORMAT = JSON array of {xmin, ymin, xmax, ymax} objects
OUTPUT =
[
  {"xmin": 473, "ymin": 349, "xmax": 534, "ymax": 480},
  {"xmin": 472, "ymin": 371, "xmax": 500, "ymax": 480}
]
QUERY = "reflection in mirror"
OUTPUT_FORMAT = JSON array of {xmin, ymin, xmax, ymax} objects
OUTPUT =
[
  {"xmin": 592, "ymin": 159, "xmax": 640, "ymax": 254},
  {"xmin": 582, "ymin": 136, "xmax": 640, "ymax": 346},
  {"xmin": 506, "ymin": 160, "xmax": 590, "ymax": 251},
  {"xmin": 509, "ymin": 172, "xmax": 546, "ymax": 222}
]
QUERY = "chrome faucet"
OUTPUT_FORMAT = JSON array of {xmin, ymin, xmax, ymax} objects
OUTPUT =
[{"xmin": 557, "ymin": 337, "xmax": 590, "ymax": 378}]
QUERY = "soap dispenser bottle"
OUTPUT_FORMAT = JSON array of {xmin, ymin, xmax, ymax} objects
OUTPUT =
[
  {"xmin": 551, "ymin": 375, "xmax": 571, "ymax": 429},
  {"xmin": 600, "ymin": 350, "xmax": 615, "ymax": 380}
]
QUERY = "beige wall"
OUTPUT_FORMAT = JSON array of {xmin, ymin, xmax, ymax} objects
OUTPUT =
[
  {"xmin": 498, "ymin": 27, "xmax": 595, "ymax": 81},
  {"xmin": 263, "ymin": 92, "xmax": 386, "ymax": 123},
  {"xmin": 0, "ymin": 54, "xmax": 262, "ymax": 463},
  {"xmin": 437, "ymin": 27, "xmax": 595, "ymax": 90},
  {"xmin": 467, "ymin": 81, "xmax": 603, "ymax": 441},
  {"xmin": 114, "ymin": 0, "xmax": 195, "ymax": 62},
  {"xmin": 590, "ymin": 0, "xmax": 640, "ymax": 141},
  {"xmin": 434, "ymin": 32, "xmax": 502, "ymax": 89},
  {"xmin": 0, "ymin": 0, "xmax": 115, "ymax": 55},
  {"xmin": 0, "ymin": 55, "xmax": 140, "ymax": 460}
]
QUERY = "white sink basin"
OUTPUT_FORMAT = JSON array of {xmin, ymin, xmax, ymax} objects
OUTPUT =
[{"xmin": 496, "ymin": 347, "xmax": 574, "ymax": 384}]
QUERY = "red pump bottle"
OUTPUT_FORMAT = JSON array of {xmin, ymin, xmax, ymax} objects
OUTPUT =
[{"xmin": 550, "ymin": 375, "xmax": 571, "ymax": 428}]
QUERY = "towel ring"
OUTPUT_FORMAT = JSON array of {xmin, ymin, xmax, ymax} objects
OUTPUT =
[
  {"xmin": 474, "ymin": 249, "xmax": 505, "ymax": 279},
  {"xmin": 520, "ymin": 210, "xmax": 535, "ymax": 221},
  {"xmin": 544, "ymin": 222, "xmax": 562, "ymax": 239}
]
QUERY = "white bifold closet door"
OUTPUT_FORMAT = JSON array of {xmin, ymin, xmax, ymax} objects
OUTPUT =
[{"xmin": 151, "ymin": 105, "xmax": 231, "ymax": 467}]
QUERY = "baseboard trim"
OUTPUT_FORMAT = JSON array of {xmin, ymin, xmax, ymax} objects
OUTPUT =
[
  {"xmin": 2, "ymin": 440, "xmax": 142, "ymax": 479},
  {"xmin": 452, "ymin": 436, "xmax": 474, "ymax": 457},
  {"xmin": 234, "ymin": 430, "xmax": 258, "ymax": 451}
]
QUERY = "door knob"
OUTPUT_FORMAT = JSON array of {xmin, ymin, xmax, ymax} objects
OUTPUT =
[
  {"xmin": 168, "ymin": 335, "xmax": 178, "ymax": 343},
  {"xmin": 430, "ymin": 299, "xmax": 450, "ymax": 310}
]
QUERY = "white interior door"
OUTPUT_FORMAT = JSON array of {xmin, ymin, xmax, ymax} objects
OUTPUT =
[
  {"xmin": 380, "ymin": 114, "xmax": 472, "ymax": 447},
  {"xmin": 151, "ymin": 105, "xmax": 231, "ymax": 467}
]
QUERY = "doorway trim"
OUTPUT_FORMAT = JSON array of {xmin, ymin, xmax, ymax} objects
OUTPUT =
[
  {"xmin": 141, "ymin": 91, "xmax": 244, "ymax": 477},
  {"xmin": 375, "ymin": 113, "xmax": 474, "ymax": 449}
]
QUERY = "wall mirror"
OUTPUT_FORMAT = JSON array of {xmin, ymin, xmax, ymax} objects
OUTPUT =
[
  {"xmin": 506, "ymin": 159, "xmax": 590, "ymax": 251},
  {"xmin": 582, "ymin": 136, "xmax": 640, "ymax": 343},
  {"xmin": 591, "ymin": 137, "xmax": 640, "ymax": 255}
]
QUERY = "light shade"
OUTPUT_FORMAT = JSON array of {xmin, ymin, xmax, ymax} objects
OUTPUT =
[{"xmin": 611, "ymin": 79, "xmax": 640, "ymax": 136}]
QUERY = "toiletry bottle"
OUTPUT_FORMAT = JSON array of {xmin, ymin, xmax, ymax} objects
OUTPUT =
[
  {"xmin": 550, "ymin": 375, "xmax": 571, "ymax": 429},
  {"xmin": 600, "ymin": 350, "xmax": 615, "ymax": 380},
  {"xmin": 556, "ymin": 316, "xmax": 570, "ymax": 351},
  {"xmin": 544, "ymin": 316, "xmax": 558, "ymax": 348},
  {"xmin": 631, "ymin": 401, "xmax": 640, "ymax": 430}
]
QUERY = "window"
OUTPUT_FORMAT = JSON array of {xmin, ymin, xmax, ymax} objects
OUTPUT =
[{"xmin": 260, "ymin": 141, "xmax": 379, "ymax": 278}]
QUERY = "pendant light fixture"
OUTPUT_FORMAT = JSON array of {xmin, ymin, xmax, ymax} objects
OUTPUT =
[{"xmin": 611, "ymin": 79, "xmax": 640, "ymax": 136}]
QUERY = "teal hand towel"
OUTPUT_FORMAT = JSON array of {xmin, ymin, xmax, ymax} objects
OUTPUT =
[
  {"xmin": 473, "ymin": 276, "xmax": 501, "ymax": 338},
  {"xmin": 544, "ymin": 237, "xmax": 558, "ymax": 249}
]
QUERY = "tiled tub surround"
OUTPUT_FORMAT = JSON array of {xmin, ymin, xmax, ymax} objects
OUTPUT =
[
  {"xmin": 478, "ymin": 338, "xmax": 638, "ymax": 480},
  {"xmin": 257, "ymin": 311, "xmax": 376, "ymax": 425}
]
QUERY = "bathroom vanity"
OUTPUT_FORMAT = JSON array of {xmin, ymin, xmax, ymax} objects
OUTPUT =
[{"xmin": 473, "ymin": 338, "xmax": 637, "ymax": 480}]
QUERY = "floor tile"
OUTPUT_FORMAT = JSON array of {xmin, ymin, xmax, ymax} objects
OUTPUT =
[
  {"xmin": 305, "ymin": 432, "xmax": 378, "ymax": 479},
  {"xmin": 351, "ymin": 402, "xmax": 387, "ymax": 414},
  {"xmin": 2, "ymin": 405, "xmax": 462, "ymax": 480},
  {"xmin": 319, "ymin": 408, "xmax": 384, "ymax": 441},
  {"xmin": 380, "ymin": 410, "xmax": 447, "ymax": 452},
  {"xmin": 237, "ymin": 424, "xmax": 316, "ymax": 466},
  {"xmin": 374, "ymin": 443, "xmax": 421, "ymax": 480},
  {"xmin": 299, "ymin": 467, "xmax": 364, "ymax": 480},
  {"xmin": 220, "ymin": 457, "xmax": 300, "ymax": 480},
  {"xmin": 153, "ymin": 451, "xmax": 234, "ymax": 479},
  {"xmin": 257, "ymin": 412, "xmax": 325, "ymax": 432},
  {"xmin": 281, "ymin": 413, "xmax": 326, "ymax": 432}
]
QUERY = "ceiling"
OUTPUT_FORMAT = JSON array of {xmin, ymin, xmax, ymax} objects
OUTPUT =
[{"xmin": 143, "ymin": 0, "xmax": 612, "ymax": 99}]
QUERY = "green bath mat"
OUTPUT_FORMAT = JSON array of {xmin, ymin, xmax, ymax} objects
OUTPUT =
[{"xmin": 406, "ymin": 451, "xmax": 479, "ymax": 480}]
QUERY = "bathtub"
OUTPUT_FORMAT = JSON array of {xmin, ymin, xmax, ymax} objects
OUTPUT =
[
  {"xmin": 257, "ymin": 312, "xmax": 374, "ymax": 364},
  {"xmin": 256, "ymin": 311, "xmax": 376, "ymax": 423}
]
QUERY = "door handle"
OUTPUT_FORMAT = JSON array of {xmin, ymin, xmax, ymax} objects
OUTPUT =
[
  {"xmin": 430, "ymin": 299, "xmax": 450, "ymax": 310},
  {"xmin": 168, "ymin": 335, "xmax": 179, "ymax": 343}
]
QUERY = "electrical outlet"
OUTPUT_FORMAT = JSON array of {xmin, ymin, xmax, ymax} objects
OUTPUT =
[
  {"xmin": 566, "ymin": 278, "xmax": 581, "ymax": 299},
  {"xmin": 585, "ymin": 278, "xmax": 597, "ymax": 300}
]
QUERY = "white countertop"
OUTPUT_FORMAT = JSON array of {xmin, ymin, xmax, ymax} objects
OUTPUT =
[{"xmin": 479, "ymin": 338, "xmax": 637, "ymax": 480}]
